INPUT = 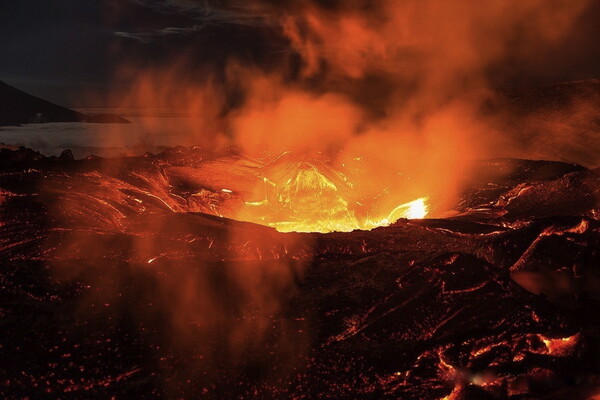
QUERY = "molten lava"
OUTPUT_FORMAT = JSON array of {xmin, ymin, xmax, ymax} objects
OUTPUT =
[{"xmin": 240, "ymin": 154, "xmax": 429, "ymax": 233}]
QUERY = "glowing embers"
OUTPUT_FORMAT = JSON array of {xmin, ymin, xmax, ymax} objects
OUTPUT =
[{"xmin": 242, "ymin": 154, "xmax": 428, "ymax": 233}]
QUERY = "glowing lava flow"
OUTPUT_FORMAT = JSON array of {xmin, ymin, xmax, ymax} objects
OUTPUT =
[
  {"xmin": 403, "ymin": 198, "xmax": 429, "ymax": 219},
  {"xmin": 363, "ymin": 197, "xmax": 429, "ymax": 230},
  {"xmin": 241, "ymin": 157, "xmax": 429, "ymax": 233}
]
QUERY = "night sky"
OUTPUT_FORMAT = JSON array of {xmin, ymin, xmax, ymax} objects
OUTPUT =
[{"xmin": 1, "ymin": 0, "xmax": 598, "ymax": 107}]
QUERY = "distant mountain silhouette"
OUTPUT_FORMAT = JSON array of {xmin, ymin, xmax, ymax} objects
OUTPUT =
[
  {"xmin": 0, "ymin": 80, "xmax": 86, "ymax": 125},
  {"xmin": 85, "ymin": 113, "xmax": 131, "ymax": 124},
  {"xmin": 0, "ymin": 81, "xmax": 130, "ymax": 125}
]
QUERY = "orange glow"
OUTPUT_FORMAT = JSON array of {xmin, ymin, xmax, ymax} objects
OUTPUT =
[
  {"xmin": 540, "ymin": 334, "xmax": 579, "ymax": 356},
  {"xmin": 29, "ymin": 1, "xmax": 593, "ymax": 395},
  {"xmin": 84, "ymin": 0, "xmax": 590, "ymax": 235},
  {"xmin": 69, "ymin": 0, "xmax": 592, "ymax": 366},
  {"xmin": 237, "ymin": 154, "xmax": 429, "ymax": 232},
  {"xmin": 389, "ymin": 197, "xmax": 429, "ymax": 221}
]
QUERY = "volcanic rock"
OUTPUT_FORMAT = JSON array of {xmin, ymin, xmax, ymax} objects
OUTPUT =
[
  {"xmin": 59, "ymin": 149, "xmax": 74, "ymax": 160},
  {"xmin": 0, "ymin": 147, "xmax": 598, "ymax": 399}
]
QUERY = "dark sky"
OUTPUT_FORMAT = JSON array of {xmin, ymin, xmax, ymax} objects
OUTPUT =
[
  {"xmin": 1, "ymin": 0, "xmax": 598, "ymax": 107},
  {"xmin": 0, "ymin": 0, "xmax": 112, "ymax": 106}
]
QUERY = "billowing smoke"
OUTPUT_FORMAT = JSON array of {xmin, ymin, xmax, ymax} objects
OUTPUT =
[{"xmin": 100, "ymin": 0, "xmax": 595, "ymax": 202}]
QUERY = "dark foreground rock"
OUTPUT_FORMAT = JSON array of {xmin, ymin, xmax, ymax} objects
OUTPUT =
[{"xmin": 0, "ymin": 148, "xmax": 598, "ymax": 399}]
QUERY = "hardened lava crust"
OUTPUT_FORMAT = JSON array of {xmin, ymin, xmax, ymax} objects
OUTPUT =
[{"xmin": 0, "ymin": 147, "xmax": 599, "ymax": 399}]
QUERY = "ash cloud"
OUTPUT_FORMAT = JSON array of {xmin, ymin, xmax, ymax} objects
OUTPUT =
[
  {"xmin": 102, "ymin": 0, "xmax": 600, "ymax": 168},
  {"xmin": 110, "ymin": 0, "xmax": 598, "ymax": 117},
  {"xmin": 116, "ymin": 0, "xmax": 598, "ymax": 85}
]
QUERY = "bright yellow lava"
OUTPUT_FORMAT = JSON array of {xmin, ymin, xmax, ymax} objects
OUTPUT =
[
  {"xmin": 243, "ymin": 160, "xmax": 429, "ymax": 233},
  {"xmin": 394, "ymin": 197, "xmax": 429, "ymax": 220}
]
